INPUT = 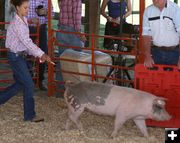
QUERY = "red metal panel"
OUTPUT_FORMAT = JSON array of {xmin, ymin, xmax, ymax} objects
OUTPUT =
[
  {"xmin": 135, "ymin": 64, "xmax": 180, "ymax": 127},
  {"xmin": 47, "ymin": 0, "xmax": 54, "ymax": 96}
]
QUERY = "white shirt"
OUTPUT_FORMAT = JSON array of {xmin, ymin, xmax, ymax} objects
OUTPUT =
[{"xmin": 142, "ymin": 0, "xmax": 180, "ymax": 47}]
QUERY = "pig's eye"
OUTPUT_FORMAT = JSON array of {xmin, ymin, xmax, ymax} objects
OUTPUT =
[{"xmin": 153, "ymin": 104, "xmax": 163, "ymax": 114}]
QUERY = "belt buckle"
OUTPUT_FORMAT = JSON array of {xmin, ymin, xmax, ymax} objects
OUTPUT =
[{"xmin": 17, "ymin": 51, "xmax": 27, "ymax": 57}]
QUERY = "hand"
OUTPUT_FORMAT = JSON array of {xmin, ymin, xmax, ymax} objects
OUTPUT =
[
  {"xmin": 107, "ymin": 16, "xmax": 113, "ymax": 22},
  {"xmin": 29, "ymin": 18, "xmax": 39, "ymax": 24},
  {"xmin": 144, "ymin": 55, "xmax": 155, "ymax": 68},
  {"xmin": 80, "ymin": 35, "xmax": 87, "ymax": 42},
  {"xmin": 114, "ymin": 17, "xmax": 120, "ymax": 24},
  {"xmin": 40, "ymin": 54, "xmax": 51, "ymax": 63},
  {"xmin": 177, "ymin": 59, "xmax": 180, "ymax": 69}
]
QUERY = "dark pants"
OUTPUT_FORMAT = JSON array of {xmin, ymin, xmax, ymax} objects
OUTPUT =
[
  {"xmin": 29, "ymin": 24, "xmax": 48, "ymax": 83},
  {"xmin": 151, "ymin": 47, "xmax": 179, "ymax": 65},
  {"xmin": 0, "ymin": 52, "xmax": 35, "ymax": 121}
]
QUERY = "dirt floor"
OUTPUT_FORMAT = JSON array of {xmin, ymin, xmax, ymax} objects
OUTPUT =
[{"xmin": 0, "ymin": 90, "xmax": 165, "ymax": 143}]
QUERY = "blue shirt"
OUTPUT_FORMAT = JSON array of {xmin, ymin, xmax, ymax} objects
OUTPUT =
[{"xmin": 108, "ymin": 0, "xmax": 127, "ymax": 18}]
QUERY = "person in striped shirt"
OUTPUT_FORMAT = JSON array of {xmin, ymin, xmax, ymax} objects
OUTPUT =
[
  {"xmin": 55, "ymin": 0, "xmax": 86, "ymax": 94},
  {"xmin": 0, "ymin": 0, "xmax": 52, "ymax": 122},
  {"xmin": 27, "ymin": 0, "xmax": 51, "ymax": 90}
]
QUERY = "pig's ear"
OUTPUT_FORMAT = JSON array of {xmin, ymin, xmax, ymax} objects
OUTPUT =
[
  {"xmin": 153, "ymin": 98, "xmax": 167, "ymax": 107},
  {"xmin": 157, "ymin": 97, "xmax": 168, "ymax": 101}
]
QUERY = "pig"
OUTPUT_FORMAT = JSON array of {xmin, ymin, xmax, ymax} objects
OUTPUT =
[{"xmin": 63, "ymin": 81, "xmax": 171, "ymax": 138}]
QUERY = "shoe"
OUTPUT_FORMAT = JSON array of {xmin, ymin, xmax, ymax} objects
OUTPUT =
[
  {"xmin": 39, "ymin": 83, "xmax": 47, "ymax": 91},
  {"xmin": 31, "ymin": 116, "xmax": 44, "ymax": 123}
]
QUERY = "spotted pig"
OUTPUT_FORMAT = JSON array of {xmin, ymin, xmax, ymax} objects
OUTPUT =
[{"xmin": 63, "ymin": 81, "xmax": 171, "ymax": 138}]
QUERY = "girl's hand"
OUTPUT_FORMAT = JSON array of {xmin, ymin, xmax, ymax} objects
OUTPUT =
[
  {"xmin": 40, "ymin": 54, "xmax": 51, "ymax": 63},
  {"xmin": 177, "ymin": 58, "xmax": 180, "ymax": 69},
  {"xmin": 29, "ymin": 18, "xmax": 39, "ymax": 24}
]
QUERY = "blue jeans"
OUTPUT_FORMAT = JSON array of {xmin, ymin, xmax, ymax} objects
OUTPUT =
[
  {"xmin": 152, "ymin": 48, "xmax": 179, "ymax": 65},
  {"xmin": 55, "ymin": 25, "xmax": 83, "ymax": 89},
  {"xmin": 0, "ymin": 52, "xmax": 35, "ymax": 121}
]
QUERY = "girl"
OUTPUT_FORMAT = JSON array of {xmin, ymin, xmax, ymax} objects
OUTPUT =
[
  {"xmin": 0, "ymin": 0, "xmax": 52, "ymax": 122},
  {"xmin": 100, "ymin": 0, "xmax": 132, "ymax": 48}
]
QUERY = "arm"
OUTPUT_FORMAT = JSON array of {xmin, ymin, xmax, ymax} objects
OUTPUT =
[
  {"xmin": 143, "ymin": 35, "xmax": 154, "ymax": 67},
  {"xmin": 174, "ymin": 6, "xmax": 180, "ymax": 35},
  {"xmin": 100, "ymin": 0, "xmax": 112, "ymax": 22},
  {"xmin": 14, "ymin": 22, "xmax": 44, "ymax": 58},
  {"xmin": 174, "ymin": 8, "xmax": 180, "ymax": 68},
  {"xmin": 14, "ymin": 21, "xmax": 52, "ymax": 63},
  {"xmin": 142, "ymin": 8, "xmax": 154, "ymax": 67},
  {"xmin": 178, "ymin": 39, "xmax": 180, "ymax": 69},
  {"xmin": 72, "ymin": 0, "xmax": 86, "ymax": 42},
  {"xmin": 100, "ymin": 0, "xmax": 109, "ymax": 19},
  {"xmin": 73, "ymin": 0, "xmax": 82, "ymax": 32},
  {"xmin": 143, "ymin": 36, "xmax": 152, "ymax": 57},
  {"xmin": 124, "ymin": 0, "xmax": 132, "ymax": 18}
]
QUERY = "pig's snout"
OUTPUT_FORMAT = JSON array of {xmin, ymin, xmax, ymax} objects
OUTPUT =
[
  {"xmin": 163, "ymin": 113, "xmax": 172, "ymax": 121},
  {"xmin": 152, "ymin": 110, "xmax": 172, "ymax": 121},
  {"xmin": 152, "ymin": 101, "xmax": 172, "ymax": 121}
]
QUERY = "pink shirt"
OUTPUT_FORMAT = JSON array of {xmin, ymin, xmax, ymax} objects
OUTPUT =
[
  {"xmin": 5, "ymin": 14, "xmax": 44, "ymax": 58},
  {"xmin": 59, "ymin": 0, "xmax": 82, "ymax": 32}
]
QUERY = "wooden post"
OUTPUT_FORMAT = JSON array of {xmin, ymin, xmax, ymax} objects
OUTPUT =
[
  {"xmin": 89, "ymin": 0, "xmax": 100, "ymax": 48},
  {"xmin": 83, "ymin": 0, "xmax": 100, "ymax": 48},
  {"xmin": 0, "ymin": 0, "xmax": 5, "ymax": 29},
  {"xmin": 89, "ymin": 0, "xmax": 100, "ymax": 35},
  {"xmin": 138, "ymin": 0, "xmax": 145, "ymax": 63},
  {"xmin": 48, "ymin": 0, "xmax": 54, "ymax": 96}
]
